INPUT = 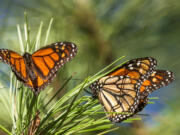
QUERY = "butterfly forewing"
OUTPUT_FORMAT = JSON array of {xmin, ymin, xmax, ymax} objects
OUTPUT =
[{"xmin": 0, "ymin": 49, "xmax": 28, "ymax": 82}]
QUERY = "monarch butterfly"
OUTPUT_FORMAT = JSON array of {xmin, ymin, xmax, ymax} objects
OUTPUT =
[
  {"xmin": 90, "ymin": 57, "xmax": 174, "ymax": 122},
  {"xmin": 0, "ymin": 42, "xmax": 77, "ymax": 94},
  {"xmin": 90, "ymin": 57, "xmax": 157, "ymax": 122}
]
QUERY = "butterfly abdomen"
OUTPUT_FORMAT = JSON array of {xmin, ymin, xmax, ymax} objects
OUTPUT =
[{"xmin": 23, "ymin": 53, "xmax": 37, "ymax": 81}]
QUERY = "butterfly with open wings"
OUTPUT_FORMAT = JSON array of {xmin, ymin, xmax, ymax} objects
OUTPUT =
[{"xmin": 0, "ymin": 42, "xmax": 77, "ymax": 94}]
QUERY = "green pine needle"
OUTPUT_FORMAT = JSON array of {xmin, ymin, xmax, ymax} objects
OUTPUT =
[{"xmin": 0, "ymin": 125, "xmax": 12, "ymax": 135}]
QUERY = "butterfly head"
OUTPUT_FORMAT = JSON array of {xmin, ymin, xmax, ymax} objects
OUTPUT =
[
  {"xmin": 89, "ymin": 80, "xmax": 102, "ymax": 98},
  {"xmin": 23, "ymin": 52, "xmax": 31, "ymax": 59}
]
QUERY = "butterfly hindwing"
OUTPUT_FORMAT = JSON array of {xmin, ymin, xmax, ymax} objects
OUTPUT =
[
  {"xmin": 134, "ymin": 70, "xmax": 174, "ymax": 114},
  {"xmin": 140, "ymin": 70, "xmax": 174, "ymax": 98}
]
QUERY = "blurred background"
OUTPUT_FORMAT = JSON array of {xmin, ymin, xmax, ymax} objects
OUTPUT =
[{"xmin": 0, "ymin": 0, "xmax": 179, "ymax": 135}]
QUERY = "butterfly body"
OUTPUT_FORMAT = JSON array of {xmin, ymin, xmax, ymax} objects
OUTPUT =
[
  {"xmin": 0, "ymin": 42, "xmax": 77, "ymax": 94},
  {"xmin": 23, "ymin": 52, "xmax": 36, "ymax": 79}
]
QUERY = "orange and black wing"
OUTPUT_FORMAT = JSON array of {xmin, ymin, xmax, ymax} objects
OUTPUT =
[
  {"xmin": 108, "ymin": 57, "xmax": 157, "ymax": 82},
  {"xmin": 135, "ymin": 70, "xmax": 174, "ymax": 113},
  {"xmin": 140, "ymin": 70, "xmax": 174, "ymax": 98},
  {"xmin": 30, "ymin": 42, "xmax": 77, "ymax": 91},
  {"xmin": 0, "ymin": 49, "xmax": 28, "ymax": 82}
]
